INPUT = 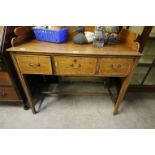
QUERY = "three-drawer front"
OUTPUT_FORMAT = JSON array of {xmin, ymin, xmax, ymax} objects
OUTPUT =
[
  {"xmin": 15, "ymin": 55, "xmax": 52, "ymax": 74},
  {"xmin": 0, "ymin": 72, "xmax": 13, "ymax": 86},
  {"xmin": 98, "ymin": 58, "xmax": 133, "ymax": 77},
  {"xmin": 54, "ymin": 56, "xmax": 97, "ymax": 75},
  {"xmin": 0, "ymin": 87, "xmax": 19, "ymax": 101},
  {"xmin": 14, "ymin": 54, "xmax": 134, "ymax": 77}
]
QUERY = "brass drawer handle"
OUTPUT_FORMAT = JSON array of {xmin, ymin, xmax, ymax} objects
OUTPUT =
[
  {"xmin": 29, "ymin": 63, "xmax": 40, "ymax": 67},
  {"xmin": 110, "ymin": 64, "xmax": 121, "ymax": 71},
  {"xmin": 70, "ymin": 64, "xmax": 81, "ymax": 69},
  {"xmin": 0, "ymin": 88, "xmax": 7, "ymax": 97}
]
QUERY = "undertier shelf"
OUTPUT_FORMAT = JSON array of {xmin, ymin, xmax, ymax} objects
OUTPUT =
[{"xmin": 41, "ymin": 82, "xmax": 109, "ymax": 96}]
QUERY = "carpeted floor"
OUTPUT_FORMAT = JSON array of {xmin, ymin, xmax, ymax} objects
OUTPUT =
[{"xmin": 0, "ymin": 83, "xmax": 154, "ymax": 129}]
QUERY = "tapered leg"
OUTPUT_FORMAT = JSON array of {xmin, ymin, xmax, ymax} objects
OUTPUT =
[
  {"xmin": 113, "ymin": 58, "xmax": 139, "ymax": 115},
  {"xmin": 113, "ymin": 76, "xmax": 130, "ymax": 115},
  {"xmin": 18, "ymin": 73, "xmax": 37, "ymax": 113}
]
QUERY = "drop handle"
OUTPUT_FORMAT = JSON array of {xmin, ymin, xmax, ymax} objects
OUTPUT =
[
  {"xmin": 0, "ymin": 88, "xmax": 7, "ymax": 97},
  {"xmin": 70, "ymin": 63, "xmax": 81, "ymax": 68},
  {"xmin": 110, "ymin": 64, "xmax": 121, "ymax": 70},
  {"xmin": 29, "ymin": 63, "xmax": 40, "ymax": 67}
]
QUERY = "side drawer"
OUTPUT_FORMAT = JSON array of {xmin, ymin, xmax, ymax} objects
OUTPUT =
[
  {"xmin": 15, "ymin": 55, "xmax": 52, "ymax": 75},
  {"xmin": 0, "ymin": 72, "xmax": 13, "ymax": 86},
  {"xmin": 98, "ymin": 58, "xmax": 133, "ymax": 77},
  {"xmin": 54, "ymin": 56, "xmax": 97, "ymax": 75},
  {"xmin": 0, "ymin": 87, "xmax": 19, "ymax": 101}
]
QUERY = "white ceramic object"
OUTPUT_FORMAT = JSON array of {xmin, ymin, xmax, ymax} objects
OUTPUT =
[{"xmin": 84, "ymin": 31, "xmax": 95, "ymax": 43}]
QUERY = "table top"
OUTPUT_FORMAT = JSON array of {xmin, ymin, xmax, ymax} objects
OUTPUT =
[{"xmin": 7, "ymin": 39, "xmax": 141, "ymax": 57}]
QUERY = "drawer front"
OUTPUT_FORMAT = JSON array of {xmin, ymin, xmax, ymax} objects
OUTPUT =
[
  {"xmin": 99, "ymin": 58, "xmax": 133, "ymax": 77},
  {"xmin": 0, "ymin": 72, "xmax": 12, "ymax": 86},
  {"xmin": 54, "ymin": 56, "xmax": 97, "ymax": 75},
  {"xmin": 0, "ymin": 87, "xmax": 19, "ymax": 101},
  {"xmin": 15, "ymin": 55, "xmax": 52, "ymax": 74}
]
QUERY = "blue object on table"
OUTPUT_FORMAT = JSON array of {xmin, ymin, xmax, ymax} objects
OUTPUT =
[{"xmin": 32, "ymin": 27, "xmax": 69, "ymax": 43}]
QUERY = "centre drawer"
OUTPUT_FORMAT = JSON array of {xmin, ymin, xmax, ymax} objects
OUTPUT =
[
  {"xmin": 99, "ymin": 58, "xmax": 133, "ymax": 77},
  {"xmin": 54, "ymin": 56, "xmax": 97, "ymax": 75},
  {"xmin": 15, "ymin": 55, "xmax": 52, "ymax": 74}
]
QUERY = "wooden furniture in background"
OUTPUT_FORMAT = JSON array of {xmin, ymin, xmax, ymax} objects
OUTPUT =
[
  {"xmin": 138, "ymin": 26, "xmax": 153, "ymax": 53},
  {"xmin": 128, "ymin": 26, "xmax": 155, "ymax": 92},
  {"xmin": 0, "ymin": 27, "xmax": 25, "ymax": 104},
  {"xmin": 7, "ymin": 27, "xmax": 141, "ymax": 114}
]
